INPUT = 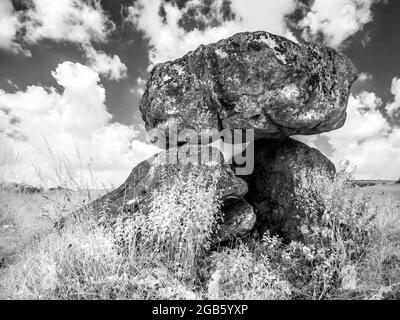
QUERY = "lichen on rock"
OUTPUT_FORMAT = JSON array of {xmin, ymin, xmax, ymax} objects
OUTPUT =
[{"xmin": 140, "ymin": 31, "xmax": 358, "ymax": 145}]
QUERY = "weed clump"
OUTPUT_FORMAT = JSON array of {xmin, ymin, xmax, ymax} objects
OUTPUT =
[
  {"xmin": 1, "ymin": 165, "xmax": 222, "ymax": 299},
  {"xmin": 207, "ymin": 243, "xmax": 292, "ymax": 300},
  {"xmin": 205, "ymin": 167, "xmax": 381, "ymax": 300}
]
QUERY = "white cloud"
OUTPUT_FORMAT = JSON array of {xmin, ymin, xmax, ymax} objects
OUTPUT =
[
  {"xmin": 296, "ymin": 85, "xmax": 400, "ymax": 180},
  {"xmin": 0, "ymin": 61, "xmax": 159, "ymax": 188},
  {"xmin": 386, "ymin": 77, "xmax": 400, "ymax": 118},
  {"xmin": 324, "ymin": 92, "xmax": 388, "ymax": 155},
  {"xmin": 24, "ymin": 0, "xmax": 114, "ymax": 45},
  {"xmin": 298, "ymin": 0, "xmax": 379, "ymax": 48},
  {"xmin": 127, "ymin": 0, "xmax": 298, "ymax": 66},
  {"xmin": 310, "ymin": 89, "xmax": 399, "ymax": 180},
  {"xmin": 0, "ymin": 0, "xmax": 114, "ymax": 53},
  {"xmin": 1, "ymin": 0, "xmax": 382, "ymax": 61},
  {"xmin": 83, "ymin": 45, "xmax": 128, "ymax": 81},
  {"xmin": 50, "ymin": 62, "xmax": 112, "ymax": 136},
  {"xmin": 0, "ymin": 0, "xmax": 27, "ymax": 54},
  {"xmin": 1, "ymin": 0, "xmax": 126, "ymax": 81},
  {"xmin": 128, "ymin": 0, "xmax": 382, "ymax": 66},
  {"xmin": 328, "ymin": 92, "xmax": 389, "ymax": 144},
  {"xmin": 229, "ymin": 0, "xmax": 298, "ymax": 35},
  {"xmin": 338, "ymin": 128, "xmax": 400, "ymax": 180}
]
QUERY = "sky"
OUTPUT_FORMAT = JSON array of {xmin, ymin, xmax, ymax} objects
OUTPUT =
[{"xmin": 0, "ymin": 0, "xmax": 400, "ymax": 188}]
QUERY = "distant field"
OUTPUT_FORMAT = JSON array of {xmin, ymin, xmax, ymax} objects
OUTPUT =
[
  {"xmin": 351, "ymin": 180, "xmax": 397, "ymax": 187},
  {"xmin": 355, "ymin": 181, "xmax": 400, "ymax": 207},
  {"xmin": 0, "ymin": 188, "xmax": 105, "ymax": 270},
  {"xmin": 361, "ymin": 182, "xmax": 400, "ymax": 195}
]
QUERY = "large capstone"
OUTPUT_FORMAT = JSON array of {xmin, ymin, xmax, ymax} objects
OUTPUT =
[
  {"xmin": 243, "ymin": 138, "xmax": 336, "ymax": 241},
  {"xmin": 140, "ymin": 31, "xmax": 357, "ymax": 145}
]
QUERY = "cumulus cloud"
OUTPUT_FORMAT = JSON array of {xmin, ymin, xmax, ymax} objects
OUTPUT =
[
  {"xmin": 299, "ymin": 89, "xmax": 399, "ymax": 180},
  {"xmin": 50, "ymin": 62, "xmax": 113, "ymax": 136},
  {"xmin": 337, "ymin": 128, "xmax": 400, "ymax": 180},
  {"xmin": 83, "ymin": 45, "xmax": 128, "ymax": 81},
  {"xmin": 229, "ymin": 0, "xmax": 298, "ymax": 35},
  {"xmin": 24, "ymin": 0, "xmax": 114, "ymax": 45},
  {"xmin": 2, "ymin": 0, "xmax": 381, "ymax": 78},
  {"xmin": 0, "ymin": 0, "xmax": 128, "ymax": 81},
  {"xmin": 127, "ymin": 0, "xmax": 298, "ymax": 66},
  {"xmin": 386, "ymin": 77, "xmax": 400, "ymax": 118},
  {"xmin": 0, "ymin": 0, "xmax": 26, "ymax": 54},
  {"xmin": 128, "ymin": 0, "xmax": 381, "ymax": 66},
  {"xmin": 324, "ymin": 92, "xmax": 388, "ymax": 156},
  {"xmin": 0, "ymin": 0, "xmax": 114, "ymax": 52},
  {"xmin": 298, "ymin": 0, "xmax": 380, "ymax": 48},
  {"xmin": 0, "ymin": 62, "xmax": 158, "ymax": 187}
]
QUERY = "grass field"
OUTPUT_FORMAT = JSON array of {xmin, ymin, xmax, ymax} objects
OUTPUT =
[{"xmin": 1, "ymin": 176, "xmax": 400, "ymax": 300}]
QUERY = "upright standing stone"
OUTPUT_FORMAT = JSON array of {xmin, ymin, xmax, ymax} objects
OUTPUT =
[{"xmin": 243, "ymin": 138, "xmax": 336, "ymax": 240}]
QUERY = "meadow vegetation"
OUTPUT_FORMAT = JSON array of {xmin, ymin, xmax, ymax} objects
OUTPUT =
[{"xmin": 1, "ymin": 159, "xmax": 400, "ymax": 300}]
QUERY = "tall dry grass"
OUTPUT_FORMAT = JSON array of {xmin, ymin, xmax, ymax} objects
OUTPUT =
[
  {"xmin": 0, "ymin": 163, "xmax": 223, "ymax": 299},
  {"xmin": 1, "ymin": 147, "xmax": 400, "ymax": 300}
]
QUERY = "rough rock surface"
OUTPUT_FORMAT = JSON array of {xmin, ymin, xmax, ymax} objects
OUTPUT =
[
  {"xmin": 140, "ymin": 31, "xmax": 357, "ymax": 144},
  {"xmin": 243, "ymin": 138, "xmax": 336, "ymax": 240},
  {"xmin": 218, "ymin": 200, "xmax": 257, "ymax": 243},
  {"xmin": 70, "ymin": 145, "xmax": 255, "ymax": 242}
]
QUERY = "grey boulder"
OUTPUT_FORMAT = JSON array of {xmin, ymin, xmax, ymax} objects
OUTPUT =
[
  {"xmin": 243, "ymin": 138, "xmax": 336, "ymax": 240},
  {"xmin": 140, "ymin": 31, "xmax": 357, "ymax": 145},
  {"xmin": 65, "ymin": 145, "xmax": 255, "ymax": 243}
]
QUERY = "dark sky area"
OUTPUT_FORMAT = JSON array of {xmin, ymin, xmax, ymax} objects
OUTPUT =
[{"xmin": 347, "ymin": 1, "xmax": 400, "ymax": 104}]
